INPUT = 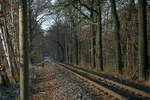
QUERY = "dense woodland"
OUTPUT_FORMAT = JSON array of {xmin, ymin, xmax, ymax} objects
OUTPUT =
[
  {"xmin": 0, "ymin": 0, "xmax": 150, "ymax": 100},
  {"xmin": 44, "ymin": 0, "xmax": 150, "ymax": 80}
]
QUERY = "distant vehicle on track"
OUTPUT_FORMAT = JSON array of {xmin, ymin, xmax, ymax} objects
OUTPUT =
[
  {"xmin": 43, "ymin": 57, "xmax": 53, "ymax": 62},
  {"xmin": 43, "ymin": 53, "xmax": 53, "ymax": 62}
]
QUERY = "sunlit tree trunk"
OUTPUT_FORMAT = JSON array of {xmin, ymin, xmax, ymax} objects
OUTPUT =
[
  {"xmin": 0, "ymin": 2, "xmax": 15, "ymax": 84},
  {"xmin": 138, "ymin": 0, "xmax": 148, "ymax": 80},
  {"xmin": 19, "ymin": 0, "xmax": 29, "ymax": 99}
]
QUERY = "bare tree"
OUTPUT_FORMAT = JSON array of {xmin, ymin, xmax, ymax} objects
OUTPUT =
[
  {"xmin": 138, "ymin": 0, "xmax": 148, "ymax": 80},
  {"xmin": 110, "ymin": 0, "xmax": 122, "ymax": 73},
  {"xmin": 96, "ymin": 0, "xmax": 103, "ymax": 71}
]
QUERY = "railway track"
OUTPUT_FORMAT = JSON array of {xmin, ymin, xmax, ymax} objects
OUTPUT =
[{"xmin": 54, "ymin": 62, "xmax": 150, "ymax": 100}]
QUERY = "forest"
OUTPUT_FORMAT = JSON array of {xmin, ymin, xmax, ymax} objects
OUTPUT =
[{"xmin": 0, "ymin": 0, "xmax": 150, "ymax": 100}]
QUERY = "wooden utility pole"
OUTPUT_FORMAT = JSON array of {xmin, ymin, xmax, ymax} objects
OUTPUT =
[{"xmin": 19, "ymin": 0, "xmax": 29, "ymax": 100}]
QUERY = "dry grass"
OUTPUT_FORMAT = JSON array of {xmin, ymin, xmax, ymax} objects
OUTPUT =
[{"xmin": 76, "ymin": 63, "xmax": 150, "ymax": 88}]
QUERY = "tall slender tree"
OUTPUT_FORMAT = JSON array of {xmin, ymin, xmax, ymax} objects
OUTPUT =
[
  {"xmin": 28, "ymin": 0, "xmax": 32, "ymax": 64},
  {"xmin": 19, "ymin": 0, "xmax": 29, "ymax": 99},
  {"xmin": 96, "ymin": 0, "xmax": 103, "ymax": 71},
  {"xmin": 138, "ymin": 0, "xmax": 148, "ymax": 80},
  {"xmin": 110, "ymin": 0, "xmax": 122, "ymax": 73},
  {"xmin": 90, "ymin": 0, "xmax": 96, "ymax": 68}
]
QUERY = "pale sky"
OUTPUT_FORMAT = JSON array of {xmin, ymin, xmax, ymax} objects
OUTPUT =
[{"xmin": 38, "ymin": 0, "xmax": 56, "ymax": 31}]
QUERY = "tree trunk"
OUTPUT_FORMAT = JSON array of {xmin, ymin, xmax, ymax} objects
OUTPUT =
[
  {"xmin": 56, "ymin": 23, "xmax": 61, "ymax": 61},
  {"xmin": 110, "ymin": 0, "xmax": 122, "ymax": 74},
  {"xmin": 90, "ymin": 0, "xmax": 96, "ymax": 68},
  {"xmin": 75, "ymin": 29, "xmax": 79, "ymax": 65},
  {"xmin": 69, "ymin": 23, "xmax": 73, "ymax": 63},
  {"xmin": 64, "ymin": 27, "xmax": 68, "ymax": 63},
  {"xmin": 138, "ymin": 0, "xmax": 148, "ymax": 80},
  {"xmin": 0, "ymin": 2, "xmax": 15, "ymax": 84},
  {"xmin": 96, "ymin": 1, "xmax": 103, "ymax": 71},
  {"xmin": 0, "ymin": 75, "xmax": 2, "ymax": 99},
  {"xmin": 28, "ymin": 0, "xmax": 33, "ymax": 64},
  {"xmin": 19, "ymin": 0, "xmax": 29, "ymax": 100}
]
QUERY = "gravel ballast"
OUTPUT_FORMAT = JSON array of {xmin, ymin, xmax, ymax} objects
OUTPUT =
[{"xmin": 30, "ymin": 63, "xmax": 95, "ymax": 100}]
